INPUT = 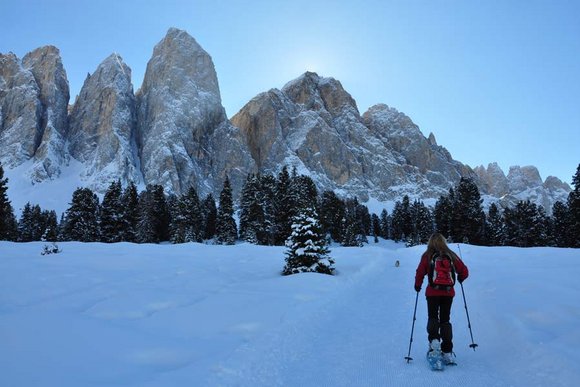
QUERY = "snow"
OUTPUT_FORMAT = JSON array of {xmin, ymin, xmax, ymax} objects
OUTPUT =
[{"xmin": 0, "ymin": 240, "xmax": 579, "ymax": 386}]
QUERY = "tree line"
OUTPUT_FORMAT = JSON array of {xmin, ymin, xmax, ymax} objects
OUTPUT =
[{"xmin": 1, "ymin": 162, "xmax": 579, "ymax": 249}]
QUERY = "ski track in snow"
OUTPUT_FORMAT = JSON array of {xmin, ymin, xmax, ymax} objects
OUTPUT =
[
  {"xmin": 209, "ymin": 250, "xmax": 509, "ymax": 387},
  {"xmin": 1, "ymin": 242, "xmax": 579, "ymax": 386}
]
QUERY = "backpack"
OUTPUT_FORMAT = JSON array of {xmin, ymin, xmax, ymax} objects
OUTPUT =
[{"xmin": 428, "ymin": 251, "xmax": 456, "ymax": 291}]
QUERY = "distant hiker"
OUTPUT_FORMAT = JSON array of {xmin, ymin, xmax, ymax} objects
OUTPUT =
[
  {"xmin": 414, "ymin": 233, "xmax": 469, "ymax": 365},
  {"xmin": 395, "ymin": 260, "xmax": 400, "ymax": 267}
]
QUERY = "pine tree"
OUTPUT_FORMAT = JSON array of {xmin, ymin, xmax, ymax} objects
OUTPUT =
[
  {"xmin": 100, "ymin": 180, "xmax": 125, "ymax": 243},
  {"xmin": 121, "ymin": 182, "xmax": 139, "ymax": 242},
  {"xmin": 216, "ymin": 176, "xmax": 237, "ymax": 245},
  {"xmin": 181, "ymin": 186, "xmax": 203, "ymax": 242},
  {"xmin": 168, "ymin": 194, "xmax": 187, "ymax": 244},
  {"xmin": 137, "ymin": 185, "xmax": 169, "ymax": 243},
  {"xmin": 258, "ymin": 174, "xmax": 277, "ymax": 245},
  {"xmin": 486, "ymin": 203, "xmax": 504, "ymax": 246},
  {"xmin": 319, "ymin": 190, "xmax": 346, "ymax": 242},
  {"xmin": 504, "ymin": 201, "xmax": 543, "ymax": 247},
  {"xmin": 292, "ymin": 174, "xmax": 318, "ymax": 212},
  {"xmin": 552, "ymin": 201, "xmax": 571, "ymax": 247},
  {"xmin": 379, "ymin": 209, "xmax": 390, "ymax": 239},
  {"xmin": 202, "ymin": 194, "xmax": 217, "ymax": 240},
  {"xmin": 273, "ymin": 166, "xmax": 295, "ymax": 245},
  {"xmin": 391, "ymin": 196, "xmax": 412, "ymax": 242},
  {"xmin": 282, "ymin": 206, "xmax": 334, "ymax": 275},
  {"xmin": 434, "ymin": 193, "xmax": 453, "ymax": 238},
  {"xmin": 41, "ymin": 210, "xmax": 59, "ymax": 242},
  {"xmin": 341, "ymin": 197, "xmax": 367, "ymax": 246},
  {"xmin": 62, "ymin": 187, "xmax": 100, "ymax": 242},
  {"xmin": 371, "ymin": 213, "xmax": 381, "ymax": 242},
  {"xmin": 567, "ymin": 164, "xmax": 580, "ymax": 247},
  {"xmin": 409, "ymin": 200, "xmax": 433, "ymax": 246},
  {"xmin": 452, "ymin": 178, "xmax": 485, "ymax": 244},
  {"xmin": 239, "ymin": 174, "xmax": 262, "ymax": 243},
  {"xmin": 137, "ymin": 188, "xmax": 157, "ymax": 243},
  {"xmin": 0, "ymin": 163, "xmax": 17, "ymax": 241},
  {"xmin": 18, "ymin": 203, "xmax": 35, "ymax": 242}
]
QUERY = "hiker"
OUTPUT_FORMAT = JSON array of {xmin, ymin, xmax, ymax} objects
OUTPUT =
[{"xmin": 414, "ymin": 233, "xmax": 469, "ymax": 364}]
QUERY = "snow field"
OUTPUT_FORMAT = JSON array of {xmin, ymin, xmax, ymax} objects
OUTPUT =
[{"xmin": 0, "ymin": 241, "xmax": 579, "ymax": 386}]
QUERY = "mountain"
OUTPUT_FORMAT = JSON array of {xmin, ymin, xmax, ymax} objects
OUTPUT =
[
  {"xmin": 68, "ymin": 53, "xmax": 142, "ymax": 191},
  {"xmin": 0, "ymin": 46, "xmax": 69, "ymax": 182},
  {"xmin": 0, "ymin": 28, "xmax": 571, "ymax": 214},
  {"xmin": 136, "ymin": 28, "xmax": 254, "ymax": 197},
  {"xmin": 232, "ymin": 73, "xmax": 474, "ymax": 202}
]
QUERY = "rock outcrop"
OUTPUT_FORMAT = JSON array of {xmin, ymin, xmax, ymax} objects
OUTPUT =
[
  {"xmin": 475, "ymin": 163, "xmax": 570, "ymax": 211},
  {"xmin": 22, "ymin": 46, "xmax": 70, "ymax": 181},
  {"xmin": 233, "ymin": 76, "xmax": 473, "ymax": 201},
  {"xmin": 137, "ymin": 28, "xmax": 254, "ymax": 196},
  {"xmin": 0, "ymin": 47, "xmax": 69, "ymax": 181},
  {"xmin": 0, "ymin": 52, "xmax": 42, "ymax": 167},
  {"xmin": 68, "ymin": 53, "xmax": 141, "ymax": 190}
]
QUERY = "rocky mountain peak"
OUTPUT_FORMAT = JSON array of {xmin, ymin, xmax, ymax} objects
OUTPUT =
[
  {"xmin": 507, "ymin": 165, "xmax": 543, "ymax": 192},
  {"xmin": 428, "ymin": 132, "xmax": 437, "ymax": 146},
  {"xmin": 137, "ymin": 28, "xmax": 253, "ymax": 196},
  {"xmin": 68, "ymin": 53, "xmax": 141, "ymax": 190},
  {"xmin": 282, "ymin": 72, "xmax": 359, "ymax": 117},
  {"xmin": 140, "ymin": 28, "xmax": 222, "ymax": 110},
  {"xmin": 0, "ymin": 46, "xmax": 69, "ymax": 181}
]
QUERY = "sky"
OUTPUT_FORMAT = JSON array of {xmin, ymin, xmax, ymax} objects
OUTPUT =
[{"xmin": 1, "ymin": 0, "xmax": 579, "ymax": 184}]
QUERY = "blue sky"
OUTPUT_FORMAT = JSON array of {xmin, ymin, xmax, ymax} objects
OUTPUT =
[{"xmin": 1, "ymin": 0, "xmax": 579, "ymax": 184}]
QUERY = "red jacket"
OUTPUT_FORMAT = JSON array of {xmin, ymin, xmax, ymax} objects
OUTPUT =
[{"xmin": 415, "ymin": 250, "xmax": 469, "ymax": 297}]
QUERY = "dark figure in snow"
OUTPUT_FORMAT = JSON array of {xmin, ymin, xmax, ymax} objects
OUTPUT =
[{"xmin": 414, "ymin": 233, "xmax": 469, "ymax": 364}]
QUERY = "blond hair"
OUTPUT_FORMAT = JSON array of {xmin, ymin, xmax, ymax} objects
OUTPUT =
[{"xmin": 425, "ymin": 233, "xmax": 456, "ymax": 258}]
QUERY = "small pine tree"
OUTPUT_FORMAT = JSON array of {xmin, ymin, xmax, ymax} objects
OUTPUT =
[
  {"xmin": 371, "ymin": 213, "xmax": 381, "ymax": 242},
  {"xmin": 137, "ymin": 185, "xmax": 169, "ymax": 243},
  {"xmin": 202, "ymin": 194, "xmax": 217, "ymax": 240},
  {"xmin": 121, "ymin": 182, "xmax": 139, "ymax": 242},
  {"xmin": 379, "ymin": 209, "xmax": 390, "ymax": 240},
  {"xmin": 409, "ymin": 200, "xmax": 433, "ymax": 245},
  {"xmin": 216, "ymin": 176, "xmax": 237, "ymax": 245},
  {"xmin": 319, "ymin": 190, "xmax": 346, "ymax": 243},
  {"xmin": 341, "ymin": 197, "xmax": 367, "ymax": 246},
  {"xmin": 100, "ymin": 180, "xmax": 125, "ymax": 243},
  {"xmin": 486, "ymin": 203, "xmax": 504, "ymax": 246},
  {"xmin": 0, "ymin": 163, "xmax": 17, "ymax": 241},
  {"xmin": 62, "ymin": 187, "xmax": 100, "ymax": 242},
  {"xmin": 273, "ymin": 166, "xmax": 295, "ymax": 245},
  {"xmin": 552, "ymin": 201, "xmax": 571, "ymax": 247},
  {"xmin": 282, "ymin": 206, "xmax": 334, "ymax": 275},
  {"xmin": 452, "ymin": 178, "xmax": 485, "ymax": 245},
  {"xmin": 567, "ymin": 164, "xmax": 580, "ymax": 247},
  {"xmin": 41, "ymin": 210, "xmax": 59, "ymax": 242}
]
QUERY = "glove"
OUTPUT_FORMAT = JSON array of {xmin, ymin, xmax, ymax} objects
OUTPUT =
[
  {"xmin": 458, "ymin": 277, "xmax": 465, "ymax": 284},
  {"xmin": 414, "ymin": 284, "xmax": 421, "ymax": 292}
]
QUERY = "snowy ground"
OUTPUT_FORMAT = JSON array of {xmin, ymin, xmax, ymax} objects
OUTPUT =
[{"xmin": 0, "ymin": 240, "xmax": 579, "ymax": 387}]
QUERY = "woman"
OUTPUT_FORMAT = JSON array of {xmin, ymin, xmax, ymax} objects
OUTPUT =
[{"xmin": 414, "ymin": 233, "xmax": 469, "ymax": 364}]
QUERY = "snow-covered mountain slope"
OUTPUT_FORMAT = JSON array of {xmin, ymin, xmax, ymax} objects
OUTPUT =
[
  {"xmin": 0, "ymin": 28, "xmax": 570, "ymax": 214},
  {"xmin": 0, "ymin": 241, "xmax": 578, "ymax": 386}
]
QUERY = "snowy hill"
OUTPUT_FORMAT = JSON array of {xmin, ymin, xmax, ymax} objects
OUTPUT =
[{"xmin": 1, "ymin": 241, "xmax": 578, "ymax": 386}]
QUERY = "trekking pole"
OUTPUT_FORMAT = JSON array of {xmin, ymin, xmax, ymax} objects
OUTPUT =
[
  {"xmin": 405, "ymin": 290, "xmax": 419, "ymax": 363},
  {"xmin": 457, "ymin": 244, "xmax": 478, "ymax": 351}
]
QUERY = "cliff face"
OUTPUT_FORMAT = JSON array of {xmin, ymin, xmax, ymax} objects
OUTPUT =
[
  {"xmin": 232, "ymin": 74, "xmax": 475, "ymax": 202},
  {"xmin": 68, "ymin": 53, "xmax": 141, "ymax": 190},
  {"xmin": 0, "ymin": 28, "xmax": 571, "ymax": 213},
  {"xmin": 0, "ymin": 46, "xmax": 70, "ymax": 181},
  {"xmin": 136, "ymin": 28, "xmax": 254, "ymax": 196}
]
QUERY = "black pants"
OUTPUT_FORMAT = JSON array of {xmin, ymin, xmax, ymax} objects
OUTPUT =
[{"xmin": 427, "ymin": 296, "xmax": 453, "ymax": 353}]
